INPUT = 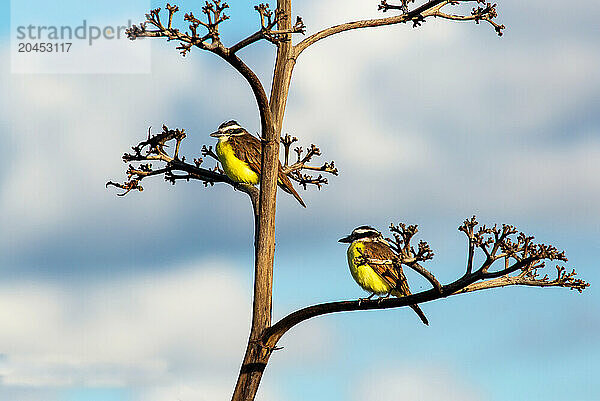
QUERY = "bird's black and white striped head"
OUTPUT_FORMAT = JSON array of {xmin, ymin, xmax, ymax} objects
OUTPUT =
[
  {"xmin": 338, "ymin": 226, "xmax": 383, "ymax": 243},
  {"xmin": 210, "ymin": 120, "xmax": 248, "ymax": 138}
]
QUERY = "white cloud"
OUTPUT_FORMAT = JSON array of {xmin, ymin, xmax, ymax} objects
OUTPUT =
[
  {"xmin": 0, "ymin": 257, "xmax": 333, "ymax": 400},
  {"xmin": 142, "ymin": 379, "xmax": 281, "ymax": 401},
  {"xmin": 0, "ymin": 260, "xmax": 247, "ymax": 389},
  {"xmin": 354, "ymin": 363, "xmax": 486, "ymax": 401}
]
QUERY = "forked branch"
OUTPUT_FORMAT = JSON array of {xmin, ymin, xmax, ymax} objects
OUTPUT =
[
  {"xmin": 281, "ymin": 134, "xmax": 338, "ymax": 190},
  {"xmin": 379, "ymin": 0, "xmax": 416, "ymax": 13},
  {"xmin": 425, "ymin": 1, "xmax": 505, "ymax": 35},
  {"xmin": 127, "ymin": 1, "xmax": 230, "ymax": 55},
  {"xmin": 294, "ymin": 0, "xmax": 504, "ymax": 57},
  {"xmin": 386, "ymin": 223, "xmax": 442, "ymax": 293},
  {"xmin": 127, "ymin": 2, "xmax": 305, "ymax": 56},
  {"xmin": 262, "ymin": 217, "xmax": 589, "ymax": 348},
  {"xmin": 106, "ymin": 125, "xmax": 258, "ymax": 204},
  {"xmin": 231, "ymin": 4, "xmax": 305, "ymax": 53}
]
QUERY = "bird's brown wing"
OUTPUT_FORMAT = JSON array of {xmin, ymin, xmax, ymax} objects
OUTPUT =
[
  {"xmin": 229, "ymin": 133, "xmax": 306, "ymax": 207},
  {"xmin": 363, "ymin": 240, "xmax": 427, "ymax": 324},
  {"xmin": 229, "ymin": 133, "xmax": 262, "ymax": 174},
  {"xmin": 362, "ymin": 241, "xmax": 403, "ymax": 289}
]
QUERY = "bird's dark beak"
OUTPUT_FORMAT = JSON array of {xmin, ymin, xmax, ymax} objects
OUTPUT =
[
  {"xmin": 338, "ymin": 234, "xmax": 353, "ymax": 243},
  {"xmin": 210, "ymin": 131, "xmax": 222, "ymax": 138}
]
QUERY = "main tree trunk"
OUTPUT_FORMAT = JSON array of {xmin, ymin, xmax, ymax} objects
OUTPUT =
[{"xmin": 230, "ymin": 2, "xmax": 296, "ymax": 400}]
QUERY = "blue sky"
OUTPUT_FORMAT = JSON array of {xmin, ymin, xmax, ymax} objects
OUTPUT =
[{"xmin": 1, "ymin": 1, "xmax": 599, "ymax": 401}]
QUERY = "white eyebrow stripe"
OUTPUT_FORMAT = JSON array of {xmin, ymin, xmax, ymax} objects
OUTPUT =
[
  {"xmin": 221, "ymin": 124, "xmax": 243, "ymax": 132},
  {"xmin": 353, "ymin": 228, "xmax": 377, "ymax": 235}
]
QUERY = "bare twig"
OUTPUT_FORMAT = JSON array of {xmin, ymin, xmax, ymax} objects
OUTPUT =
[
  {"xmin": 379, "ymin": 0, "xmax": 416, "ymax": 13},
  {"xmin": 231, "ymin": 4, "xmax": 305, "ymax": 53},
  {"xmin": 280, "ymin": 134, "xmax": 338, "ymax": 190},
  {"xmin": 126, "ymin": 2, "xmax": 231, "ymax": 56},
  {"xmin": 294, "ymin": 0, "xmax": 504, "ymax": 57},
  {"xmin": 427, "ymin": 1, "xmax": 505, "ymax": 36},
  {"xmin": 383, "ymin": 223, "xmax": 442, "ymax": 293},
  {"xmin": 128, "ymin": 2, "xmax": 305, "ymax": 56}
]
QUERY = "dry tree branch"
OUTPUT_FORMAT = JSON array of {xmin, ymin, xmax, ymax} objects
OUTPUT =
[
  {"xmin": 107, "ymin": 127, "xmax": 338, "ymax": 201},
  {"xmin": 385, "ymin": 223, "xmax": 442, "ymax": 293},
  {"xmin": 127, "ymin": 2, "xmax": 230, "ymax": 56},
  {"xmin": 426, "ymin": 1, "xmax": 505, "ymax": 35},
  {"xmin": 379, "ymin": 0, "xmax": 416, "ymax": 13},
  {"xmin": 294, "ymin": 0, "xmax": 504, "ymax": 57},
  {"xmin": 127, "ymin": 2, "xmax": 305, "ymax": 56},
  {"xmin": 261, "ymin": 216, "xmax": 589, "ymax": 349},
  {"xmin": 280, "ymin": 134, "xmax": 338, "ymax": 190},
  {"xmin": 106, "ymin": 125, "xmax": 258, "ymax": 203},
  {"xmin": 230, "ymin": 4, "xmax": 305, "ymax": 53}
]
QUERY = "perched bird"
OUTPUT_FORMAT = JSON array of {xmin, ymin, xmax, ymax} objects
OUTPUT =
[
  {"xmin": 210, "ymin": 120, "xmax": 306, "ymax": 207},
  {"xmin": 338, "ymin": 225, "xmax": 429, "ymax": 325}
]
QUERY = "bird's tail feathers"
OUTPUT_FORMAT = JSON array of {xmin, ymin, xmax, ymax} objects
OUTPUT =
[
  {"xmin": 278, "ymin": 175, "xmax": 306, "ymax": 207},
  {"xmin": 410, "ymin": 304, "xmax": 429, "ymax": 326},
  {"xmin": 389, "ymin": 289, "xmax": 429, "ymax": 325}
]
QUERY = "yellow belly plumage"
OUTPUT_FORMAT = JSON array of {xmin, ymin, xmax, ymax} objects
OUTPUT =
[
  {"xmin": 215, "ymin": 139, "xmax": 260, "ymax": 184},
  {"xmin": 347, "ymin": 242, "xmax": 392, "ymax": 295}
]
